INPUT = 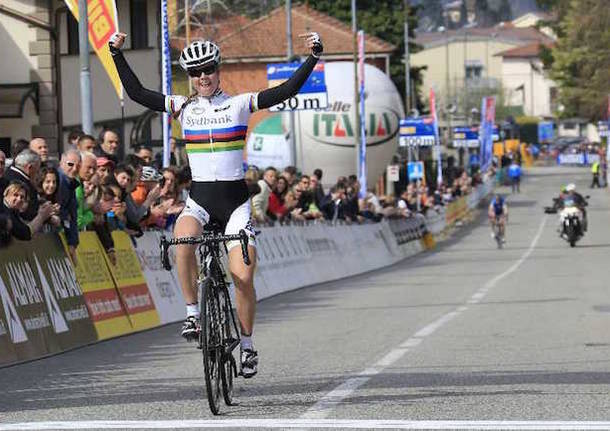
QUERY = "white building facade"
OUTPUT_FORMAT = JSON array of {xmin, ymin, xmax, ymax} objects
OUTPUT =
[{"xmin": 0, "ymin": 0, "xmax": 162, "ymax": 156}]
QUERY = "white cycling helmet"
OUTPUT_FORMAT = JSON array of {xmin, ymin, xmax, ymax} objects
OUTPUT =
[
  {"xmin": 566, "ymin": 183, "xmax": 576, "ymax": 192},
  {"xmin": 179, "ymin": 40, "xmax": 221, "ymax": 71}
]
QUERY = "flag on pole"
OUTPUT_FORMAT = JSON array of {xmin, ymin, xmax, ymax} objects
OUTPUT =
[
  {"xmin": 429, "ymin": 88, "xmax": 442, "ymax": 187},
  {"xmin": 63, "ymin": 0, "xmax": 123, "ymax": 101},
  {"xmin": 357, "ymin": 30, "xmax": 367, "ymax": 198},
  {"xmin": 161, "ymin": 0, "xmax": 172, "ymax": 167},
  {"xmin": 479, "ymin": 96, "xmax": 496, "ymax": 172}
]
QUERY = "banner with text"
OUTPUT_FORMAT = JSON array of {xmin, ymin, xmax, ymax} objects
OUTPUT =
[
  {"xmin": 0, "ymin": 234, "xmax": 97, "ymax": 366},
  {"xmin": 72, "ymin": 232, "xmax": 132, "ymax": 340},
  {"xmin": 106, "ymin": 231, "xmax": 160, "ymax": 330},
  {"xmin": 133, "ymin": 231, "xmax": 185, "ymax": 324},
  {"xmin": 63, "ymin": 0, "xmax": 123, "ymax": 100},
  {"xmin": 399, "ymin": 117, "xmax": 436, "ymax": 147},
  {"xmin": 267, "ymin": 62, "xmax": 328, "ymax": 111}
]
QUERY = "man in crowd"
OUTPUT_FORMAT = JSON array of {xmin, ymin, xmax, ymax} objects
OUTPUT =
[
  {"xmin": 320, "ymin": 183, "xmax": 346, "ymax": 222},
  {"xmin": 281, "ymin": 165, "xmax": 297, "ymax": 188},
  {"xmin": 67, "ymin": 130, "xmax": 83, "ymax": 149},
  {"xmin": 75, "ymin": 152, "xmax": 98, "ymax": 229},
  {"xmin": 252, "ymin": 166, "xmax": 276, "ymax": 223},
  {"xmin": 29, "ymin": 137, "xmax": 49, "ymax": 164},
  {"xmin": 58, "ymin": 149, "xmax": 81, "ymax": 263},
  {"xmin": 134, "ymin": 144, "xmax": 153, "ymax": 166},
  {"xmin": 3, "ymin": 149, "xmax": 41, "ymax": 221},
  {"xmin": 508, "ymin": 159, "xmax": 522, "ymax": 193},
  {"xmin": 311, "ymin": 168, "xmax": 325, "ymax": 207},
  {"xmin": 77, "ymin": 134, "xmax": 97, "ymax": 153},
  {"xmin": 95, "ymin": 129, "xmax": 120, "ymax": 163}
]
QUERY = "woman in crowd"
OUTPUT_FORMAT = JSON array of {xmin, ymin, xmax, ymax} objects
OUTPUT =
[
  {"xmin": 144, "ymin": 166, "xmax": 185, "ymax": 229},
  {"xmin": 1, "ymin": 182, "xmax": 54, "ymax": 241},
  {"xmin": 36, "ymin": 166, "xmax": 61, "ymax": 231},
  {"xmin": 267, "ymin": 176, "xmax": 290, "ymax": 221}
]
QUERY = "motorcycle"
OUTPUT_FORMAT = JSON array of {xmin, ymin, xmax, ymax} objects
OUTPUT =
[{"xmin": 544, "ymin": 196, "xmax": 589, "ymax": 247}]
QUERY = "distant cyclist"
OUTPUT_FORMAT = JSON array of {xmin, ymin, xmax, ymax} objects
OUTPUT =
[
  {"xmin": 488, "ymin": 193, "xmax": 508, "ymax": 242},
  {"xmin": 110, "ymin": 31, "xmax": 323, "ymax": 378}
]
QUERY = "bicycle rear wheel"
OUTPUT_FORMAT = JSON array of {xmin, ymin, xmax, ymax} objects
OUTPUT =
[
  {"xmin": 200, "ymin": 277, "xmax": 222, "ymax": 415},
  {"xmin": 218, "ymin": 286, "xmax": 237, "ymax": 405}
]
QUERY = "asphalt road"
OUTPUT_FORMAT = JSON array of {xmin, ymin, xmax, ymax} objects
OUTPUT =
[{"xmin": 2, "ymin": 166, "xmax": 610, "ymax": 430}]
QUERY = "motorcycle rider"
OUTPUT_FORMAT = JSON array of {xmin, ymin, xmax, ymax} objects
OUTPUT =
[
  {"xmin": 558, "ymin": 183, "xmax": 587, "ymax": 232},
  {"xmin": 488, "ymin": 193, "xmax": 508, "ymax": 242}
]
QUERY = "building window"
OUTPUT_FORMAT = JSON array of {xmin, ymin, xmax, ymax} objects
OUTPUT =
[
  {"xmin": 465, "ymin": 64, "xmax": 483, "ymax": 79},
  {"xmin": 130, "ymin": 0, "xmax": 148, "ymax": 49},
  {"xmin": 67, "ymin": 12, "xmax": 79, "ymax": 55}
]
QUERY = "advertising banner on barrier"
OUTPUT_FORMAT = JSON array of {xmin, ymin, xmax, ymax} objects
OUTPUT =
[
  {"xmin": 0, "ymin": 286, "xmax": 18, "ymax": 364},
  {"xmin": 0, "ymin": 234, "xmax": 97, "ymax": 366},
  {"xmin": 107, "ymin": 231, "xmax": 160, "ymax": 330},
  {"xmin": 134, "ymin": 231, "xmax": 185, "ymax": 324},
  {"xmin": 73, "ymin": 232, "xmax": 132, "ymax": 340},
  {"xmin": 445, "ymin": 196, "xmax": 468, "ymax": 226}
]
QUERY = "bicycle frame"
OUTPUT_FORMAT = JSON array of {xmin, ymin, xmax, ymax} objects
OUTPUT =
[{"xmin": 197, "ymin": 240, "xmax": 241, "ymax": 358}]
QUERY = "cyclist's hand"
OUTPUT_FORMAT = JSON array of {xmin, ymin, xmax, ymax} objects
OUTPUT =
[
  {"xmin": 109, "ymin": 32, "xmax": 127, "ymax": 55},
  {"xmin": 299, "ymin": 32, "xmax": 323, "ymax": 57}
]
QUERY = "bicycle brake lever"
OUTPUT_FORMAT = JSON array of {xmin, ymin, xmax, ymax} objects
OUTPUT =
[
  {"xmin": 239, "ymin": 230, "xmax": 251, "ymax": 266},
  {"xmin": 160, "ymin": 235, "xmax": 172, "ymax": 271}
]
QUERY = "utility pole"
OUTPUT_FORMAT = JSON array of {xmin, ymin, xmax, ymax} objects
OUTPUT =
[
  {"xmin": 352, "ymin": 0, "xmax": 360, "ymax": 176},
  {"xmin": 78, "ymin": 0, "xmax": 93, "ymax": 134},
  {"xmin": 404, "ymin": 0, "xmax": 412, "ymax": 162},
  {"xmin": 404, "ymin": 0, "xmax": 410, "ymax": 114},
  {"xmin": 286, "ymin": 0, "xmax": 297, "ymax": 168}
]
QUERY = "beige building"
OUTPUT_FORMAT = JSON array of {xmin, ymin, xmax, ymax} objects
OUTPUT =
[
  {"xmin": 412, "ymin": 22, "xmax": 554, "ymax": 119},
  {"xmin": 496, "ymin": 42, "xmax": 556, "ymax": 117},
  {"xmin": 0, "ymin": 0, "xmax": 162, "ymax": 157}
]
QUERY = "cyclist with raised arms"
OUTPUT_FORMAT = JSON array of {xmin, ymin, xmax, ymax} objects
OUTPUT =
[{"xmin": 109, "ymin": 31, "xmax": 323, "ymax": 378}]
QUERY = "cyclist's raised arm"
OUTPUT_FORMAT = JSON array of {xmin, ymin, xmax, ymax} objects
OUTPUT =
[
  {"xmin": 257, "ymin": 32, "xmax": 323, "ymax": 110},
  {"xmin": 109, "ymin": 33, "xmax": 166, "ymax": 112}
]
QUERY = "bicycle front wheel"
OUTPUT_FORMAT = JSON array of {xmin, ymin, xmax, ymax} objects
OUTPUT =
[
  {"xmin": 218, "ymin": 286, "xmax": 237, "ymax": 405},
  {"xmin": 200, "ymin": 277, "xmax": 222, "ymax": 415}
]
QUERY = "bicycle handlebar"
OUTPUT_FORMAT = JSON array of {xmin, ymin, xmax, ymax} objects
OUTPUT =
[{"xmin": 160, "ymin": 229, "xmax": 251, "ymax": 271}]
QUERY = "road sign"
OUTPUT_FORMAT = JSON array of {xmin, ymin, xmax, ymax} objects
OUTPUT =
[
  {"xmin": 453, "ymin": 127, "xmax": 479, "ymax": 148},
  {"xmin": 399, "ymin": 117, "xmax": 436, "ymax": 147},
  {"xmin": 407, "ymin": 161, "xmax": 424, "ymax": 181},
  {"xmin": 538, "ymin": 121, "xmax": 554, "ymax": 142},
  {"xmin": 267, "ymin": 62, "xmax": 328, "ymax": 112},
  {"xmin": 387, "ymin": 164, "xmax": 399, "ymax": 182}
]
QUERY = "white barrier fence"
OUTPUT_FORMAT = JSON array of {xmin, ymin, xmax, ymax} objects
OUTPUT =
[{"xmin": 133, "ymin": 177, "xmax": 493, "ymax": 324}]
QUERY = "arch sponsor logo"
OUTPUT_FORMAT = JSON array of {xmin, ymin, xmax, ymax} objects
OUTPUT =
[{"xmin": 305, "ymin": 100, "xmax": 400, "ymax": 147}]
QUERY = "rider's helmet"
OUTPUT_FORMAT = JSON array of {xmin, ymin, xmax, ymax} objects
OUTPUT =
[
  {"xmin": 566, "ymin": 183, "xmax": 576, "ymax": 193},
  {"xmin": 179, "ymin": 40, "xmax": 221, "ymax": 72}
]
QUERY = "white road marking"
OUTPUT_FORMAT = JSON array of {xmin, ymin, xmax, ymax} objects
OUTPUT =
[
  {"xmin": 302, "ymin": 216, "xmax": 548, "ymax": 419},
  {"xmin": 2, "ymin": 419, "xmax": 610, "ymax": 430}
]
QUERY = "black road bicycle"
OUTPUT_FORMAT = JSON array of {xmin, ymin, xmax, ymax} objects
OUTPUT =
[{"xmin": 160, "ymin": 225, "xmax": 250, "ymax": 415}]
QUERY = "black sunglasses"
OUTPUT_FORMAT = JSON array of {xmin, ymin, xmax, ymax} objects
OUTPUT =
[{"xmin": 187, "ymin": 63, "xmax": 218, "ymax": 77}]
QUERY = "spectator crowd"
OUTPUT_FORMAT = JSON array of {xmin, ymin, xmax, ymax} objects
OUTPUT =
[
  {"xmin": 0, "ymin": 131, "xmax": 485, "ymax": 259},
  {"xmin": 0, "ymin": 131, "xmax": 190, "ymax": 264}
]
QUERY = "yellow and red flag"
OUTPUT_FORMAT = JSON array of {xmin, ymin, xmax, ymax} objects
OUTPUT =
[{"xmin": 63, "ymin": 0, "xmax": 123, "ymax": 101}]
